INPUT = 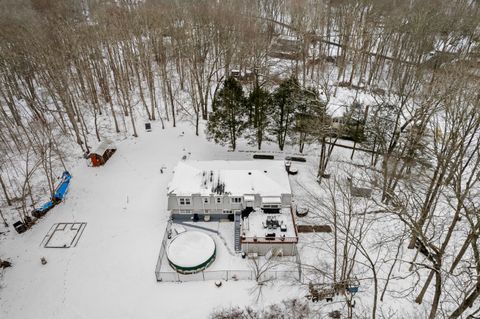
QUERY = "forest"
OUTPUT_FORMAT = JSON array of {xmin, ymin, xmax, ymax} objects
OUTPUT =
[{"xmin": 1, "ymin": 0, "xmax": 480, "ymax": 318}]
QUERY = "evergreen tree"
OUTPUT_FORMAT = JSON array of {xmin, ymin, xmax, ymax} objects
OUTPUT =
[
  {"xmin": 207, "ymin": 77, "xmax": 247, "ymax": 151},
  {"xmin": 270, "ymin": 77, "xmax": 300, "ymax": 151},
  {"xmin": 246, "ymin": 84, "xmax": 272, "ymax": 150},
  {"xmin": 340, "ymin": 101, "xmax": 366, "ymax": 142},
  {"xmin": 292, "ymin": 87, "xmax": 327, "ymax": 153}
]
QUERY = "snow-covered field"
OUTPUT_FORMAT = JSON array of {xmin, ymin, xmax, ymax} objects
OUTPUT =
[
  {"xmin": 0, "ymin": 122, "xmax": 303, "ymax": 319},
  {"xmin": 0, "ymin": 118, "xmax": 438, "ymax": 319}
]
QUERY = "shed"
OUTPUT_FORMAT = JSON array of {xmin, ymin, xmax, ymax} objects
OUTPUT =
[{"xmin": 89, "ymin": 139, "xmax": 116, "ymax": 167}]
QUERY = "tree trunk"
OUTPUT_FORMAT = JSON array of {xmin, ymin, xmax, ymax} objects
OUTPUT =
[{"xmin": 0, "ymin": 174, "xmax": 12, "ymax": 206}]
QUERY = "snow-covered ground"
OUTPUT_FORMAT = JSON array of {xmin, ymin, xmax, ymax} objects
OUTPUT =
[
  {"xmin": 0, "ymin": 117, "xmax": 437, "ymax": 318},
  {"xmin": 0, "ymin": 122, "xmax": 304, "ymax": 319}
]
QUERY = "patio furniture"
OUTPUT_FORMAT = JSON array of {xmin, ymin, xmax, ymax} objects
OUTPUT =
[
  {"xmin": 288, "ymin": 167, "xmax": 298, "ymax": 175},
  {"xmin": 296, "ymin": 206, "xmax": 309, "ymax": 217}
]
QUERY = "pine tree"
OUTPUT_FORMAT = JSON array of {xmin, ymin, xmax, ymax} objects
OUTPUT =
[
  {"xmin": 292, "ymin": 87, "xmax": 326, "ymax": 153},
  {"xmin": 246, "ymin": 84, "xmax": 272, "ymax": 150},
  {"xmin": 207, "ymin": 77, "xmax": 247, "ymax": 151},
  {"xmin": 270, "ymin": 77, "xmax": 300, "ymax": 151},
  {"xmin": 342, "ymin": 101, "xmax": 366, "ymax": 142}
]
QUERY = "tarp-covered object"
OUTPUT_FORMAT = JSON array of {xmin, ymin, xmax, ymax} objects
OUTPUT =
[
  {"xmin": 32, "ymin": 171, "xmax": 72, "ymax": 218},
  {"xmin": 53, "ymin": 171, "xmax": 72, "ymax": 201}
]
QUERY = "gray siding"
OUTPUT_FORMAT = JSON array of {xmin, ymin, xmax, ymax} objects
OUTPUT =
[
  {"xmin": 168, "ymin": 193, "xmax": 292, "ymax": 213},
  {"xmin": 242, "ymin": 242, "xmax": 296, "ymax": 256},
  {"xmin": 281, "ymin": 193, "xmax": 292, "ymax": 207}
]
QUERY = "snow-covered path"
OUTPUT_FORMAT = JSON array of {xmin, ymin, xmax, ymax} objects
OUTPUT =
[{"xmin": 0, "ymin": 122, "xmax": 300, "ymax": 319}]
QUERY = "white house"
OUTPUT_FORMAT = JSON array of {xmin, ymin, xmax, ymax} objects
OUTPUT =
[
  {"xmin": 167, "ymin": 160, "xmax": 298, "ymax": 256},
  {"xmin": 167, "ymin": 160, "xmax": 292, "ymax": 214}
]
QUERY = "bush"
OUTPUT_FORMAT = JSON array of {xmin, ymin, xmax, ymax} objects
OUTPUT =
[{"xmin": 210, "ymin": 299, "xmax": 311, "ymax": 319}]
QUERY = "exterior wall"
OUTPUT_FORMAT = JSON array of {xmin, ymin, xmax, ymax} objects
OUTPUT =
[
  {"xmin": 242, "ymin": 242, "xmax": 296, "ymax": 256},
  {"xmin": 103, "ymin": 149, "xmax": 116, "ymax": 162},
  {"xmin": 168, "ymin": 194, "xmax": 244, "ymax": 213},
  {"xmin": 167, "ymin": 195, "xmax": 193, "ymax": 212},
  {"xmin": 90, "ymin": 154, "xmax": 103, "ymax": 167},
  {"xmin": 89, "ymin": 149, "xmax": 116, "ymax": 167},
  {"xmin": 171, "ymin": 213, "xmax": 233, "ymax": 222},
  {"xmin": 281, "ymin": 193, "xmax": 292, "ymax": 207},
  {"xmin": 191, "ymin": 194, "xmax": 203, "ymax": 213},
  {"xmin": 168, "ymin": 193, "xmax": 292, "ymax": 213}
]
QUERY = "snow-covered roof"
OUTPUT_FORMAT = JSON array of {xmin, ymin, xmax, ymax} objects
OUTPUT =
[
  {"xmin": 91, "ymin": 139, "xmax": 116, "ymax": 156},
  {"xmin": 168, "ymin": 160, "xmax": 291, "ymax": 197}
]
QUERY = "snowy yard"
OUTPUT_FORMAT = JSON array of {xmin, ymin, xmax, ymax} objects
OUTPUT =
[
  {"xmin": 2, "ymin": 0, "xmax": 479, "ymax": 316},
  {"xmin": 0, "ymin": 122, "xmax": 304, "ymax": 319},
  {"xmin": 0, "ymin": 121, "xmax": 438, "ymax": 318},
  {"xmin": 156, "ymin": 220, "xmax": 299, "ymax": 283}
]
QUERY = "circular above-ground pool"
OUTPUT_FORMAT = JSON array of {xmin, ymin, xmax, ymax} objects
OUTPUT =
[{"xmin": 167, "ymin": 231, "xmax": 216, "ymax": 274}]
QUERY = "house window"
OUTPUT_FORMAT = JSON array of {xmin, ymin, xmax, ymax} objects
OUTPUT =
[
  {"xmin": 231, "ymin": 197, "xmax": 242, "ymax": 204},
  {"xmin": 203, "ymin": 197, "xmax": 210, "ymax": 204},
  {"xmin": 179, "ymin": 197, "xmax": 191, "ymax": 205},
  {"xmin": 216, "ymin": 197, "xmax": 222, "ymax": 204}
]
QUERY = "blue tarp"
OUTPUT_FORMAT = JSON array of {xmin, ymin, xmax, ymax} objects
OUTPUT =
[
  {"xmin": 33, "ymin": 171, "xmax": 71, "ymax": 216},
  {"xmin": 38, "ymin": 201, "xmax": 54, "ymax": 212},
  {"xmin": 53, "ymin": 171, "xmax": 72, "ymax": 201}
]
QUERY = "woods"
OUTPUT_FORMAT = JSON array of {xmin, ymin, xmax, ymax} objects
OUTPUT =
[{"xmin": 0, "ymin": 0, "xmax": 480, "ymax": 317}]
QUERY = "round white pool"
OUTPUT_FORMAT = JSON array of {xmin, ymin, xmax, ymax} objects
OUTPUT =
[{"xmin": 166, "ymin": 231, "xmax": 216, "ymax": 274}]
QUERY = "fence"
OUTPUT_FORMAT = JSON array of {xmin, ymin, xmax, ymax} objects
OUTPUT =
[
  {"xmin": 156, "ymin": 269, "xmax": 301, "ymax": 283},
  {"xmin": 241, "ymin": 236, "xmax": 298, "ymax": 243},
  {"xmin": 154, "ymin": 219, "xmax": 303, "ymax": 283},
  {"xmin": 294, "ymin": 245, "xmax": 303, "ymax": 281},
  {"xmin": 154, "ymin": 219, "xmax": 172, "ymax": 280}
]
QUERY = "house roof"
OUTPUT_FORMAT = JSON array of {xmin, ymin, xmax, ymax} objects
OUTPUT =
[
  {"xmin": 91, "ymin": 139, "xmax": 116, "ymax": 156},
  {"xmin": 168, "ymin": 160, "xmax": 291, "ymax": 197}
]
